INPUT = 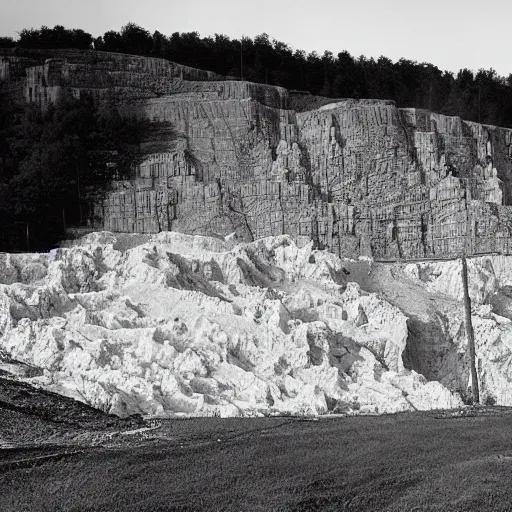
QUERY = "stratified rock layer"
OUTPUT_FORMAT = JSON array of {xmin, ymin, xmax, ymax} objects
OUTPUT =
[
  {"xmin": 2, "ymin": 49, "xmax": 512, "ymax": 259},
  {"xmin": 0, "ymin": 232, "xmax": 462, "ymax": 417}
]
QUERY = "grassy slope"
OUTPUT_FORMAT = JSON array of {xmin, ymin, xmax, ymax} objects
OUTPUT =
[
  {"xmin": 2, "ymin": 411, "xmax": 512, "ymax": 511},
  {"xmin": 0, "ymin": 377, "xmax": 143, "ymax": 447}
]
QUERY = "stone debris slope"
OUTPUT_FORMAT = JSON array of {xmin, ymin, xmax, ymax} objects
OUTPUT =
[
  {"xmin": 343, "ymin": 255, "xmax": 512, "ymax": 406},
  {"xmin": 398, "ymin": 257, "xmax": 512, "ymax": 405},
  {"xmin": 0, "ymin": 232, "xmax": 461, "ymax": 417}
]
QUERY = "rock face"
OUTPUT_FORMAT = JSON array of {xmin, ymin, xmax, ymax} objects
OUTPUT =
[
  {"xmin": 0, "ymin": 232, "xmax": 462, "ymax": 417},
  {"xmin": 2, "ymin": 48, "xmax": 512, "ymax": 259}
]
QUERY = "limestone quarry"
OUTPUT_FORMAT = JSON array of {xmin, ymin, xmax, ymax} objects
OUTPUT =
[
  {"xmin": 2, "ymin": 48, "xmax": 512, "ymax": 417},
  {"xmin": 2, "ymin": 48, "xmax": 512, "ymax": 260}
]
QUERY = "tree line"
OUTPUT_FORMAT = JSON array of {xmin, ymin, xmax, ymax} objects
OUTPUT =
[
  {"xmin": 2, "ymin": 23, "xmax": 512, "ymax": 126},
  {"xmin": 0, "ymin": 88, "xmax": 147, "ymax": 252}
]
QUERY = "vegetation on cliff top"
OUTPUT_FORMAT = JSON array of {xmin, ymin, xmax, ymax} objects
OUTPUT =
[
  {"xmin": 3, "ymin": 23, "xmax": 512, "ymax": 127},
  {"xmin": 0, "ymin": 88, "xmax": 147, "ymax": 252}
]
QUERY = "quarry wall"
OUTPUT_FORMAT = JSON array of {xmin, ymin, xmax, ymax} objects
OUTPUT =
[{"xmin": 2, "ymin": 48, "xmax": 512, "ymax": 259}]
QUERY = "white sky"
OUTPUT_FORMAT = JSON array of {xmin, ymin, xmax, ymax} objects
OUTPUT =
[{"xmin": 1, "ymin": 0, "xmax": 511, "ymax": 77}]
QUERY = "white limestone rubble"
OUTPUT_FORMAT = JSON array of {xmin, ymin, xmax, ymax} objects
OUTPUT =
[{"xmin": 0, "ymin": 232, "xmax": 462, "ymax": 417}]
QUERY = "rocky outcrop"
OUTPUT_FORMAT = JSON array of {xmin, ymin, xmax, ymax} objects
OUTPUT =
[
  {"xmin": 2, "ymin": 48, "xmax": 512, "ymax": 259},
  {"xmin": 0, "ymin": 232, "xmax": 462, "ymax": 417}
]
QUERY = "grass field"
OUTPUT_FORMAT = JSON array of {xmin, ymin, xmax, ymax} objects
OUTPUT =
[{"xmin": 3, "ymin": 409, "xmax": 512, "ymax": 511}]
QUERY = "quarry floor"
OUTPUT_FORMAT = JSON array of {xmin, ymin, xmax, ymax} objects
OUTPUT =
[{"xmin": 3, "ymin": 410, "xmax": 512, "ymax": 511}]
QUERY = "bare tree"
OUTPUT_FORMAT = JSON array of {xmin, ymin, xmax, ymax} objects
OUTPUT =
[{"xmin": 462, "ymin": 207, "xmax": 479, "ymax": 404}]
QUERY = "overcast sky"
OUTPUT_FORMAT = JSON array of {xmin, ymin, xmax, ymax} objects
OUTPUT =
[{"xmin": 2, "ymin": 0, "xmax": 510, "ymax": 76}]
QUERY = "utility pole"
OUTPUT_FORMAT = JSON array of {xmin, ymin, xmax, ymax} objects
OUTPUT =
[
  {"xmin": 478, "ymin": 85, "xmax": 481, "ymax": 124},
  {"xmin": 240, "ymin": 35, "xmax": 244, "ymax": 81},
  {"xmin": 469, "ymin": 85, "xmax": 482, "ymax": 123}
]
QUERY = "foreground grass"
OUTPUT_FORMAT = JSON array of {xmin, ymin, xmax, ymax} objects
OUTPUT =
[{"xmin": 2, "ymin": 411, "xmax": 512, "ymax": 511}]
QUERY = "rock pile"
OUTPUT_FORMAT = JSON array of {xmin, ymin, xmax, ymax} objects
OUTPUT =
[{"xmin": 0, "ymin": 232, "xmax": 461, "ymax": 417}]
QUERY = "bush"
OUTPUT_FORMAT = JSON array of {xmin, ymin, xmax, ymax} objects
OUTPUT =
[{"xmin": 484, "ymin": 394, "xmax": 497, "ymax": 406}]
